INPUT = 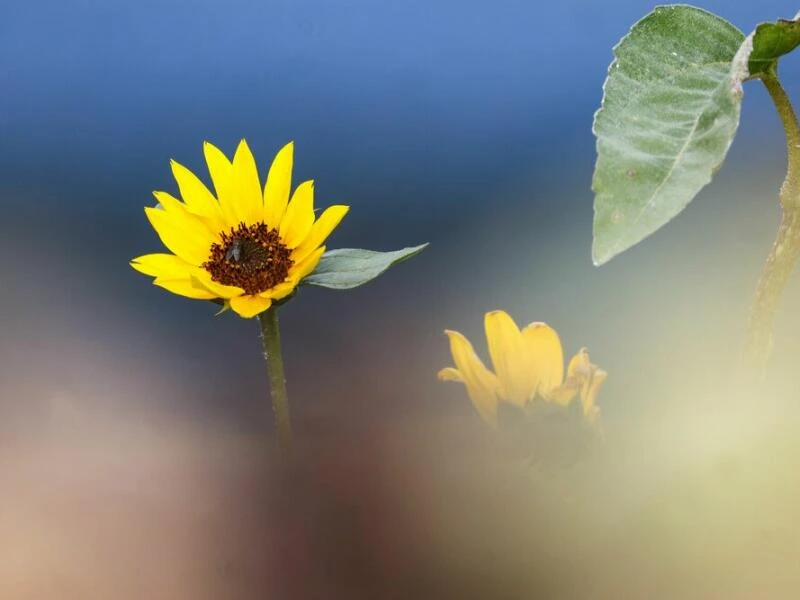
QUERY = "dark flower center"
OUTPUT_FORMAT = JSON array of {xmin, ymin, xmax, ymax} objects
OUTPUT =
[{"xmin": 203, "ymin": 222, "xmax": 293, "ymax": 295}]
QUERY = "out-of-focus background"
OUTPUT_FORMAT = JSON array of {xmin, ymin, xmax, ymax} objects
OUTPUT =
[{"xmin": 2, "ymin": 0, "xmax": 800, "ymax": 597}]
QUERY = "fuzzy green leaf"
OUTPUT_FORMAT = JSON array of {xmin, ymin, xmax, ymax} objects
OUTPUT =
[
  {"xmin": 745, "ymin": 14, "xmax": 800, "ymax": 79},
  {"xmin": 303, "ymin": 244, "xmax": 428, "ymax": 290},
  {"xmin": 591, "ymin": 5, "xmax": 745, "ymax": 265}
]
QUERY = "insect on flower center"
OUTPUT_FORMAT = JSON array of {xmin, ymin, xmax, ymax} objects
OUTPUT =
[{"xmin": 203, "ymin": 222, "xmax": 294, "ymax": 295}]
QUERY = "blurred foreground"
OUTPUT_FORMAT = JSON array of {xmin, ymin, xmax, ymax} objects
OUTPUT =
[
  {"xmin": 3, "ymin": 196, "xmax": 800, "ymax": 597},
  {"xmin": 1, "ymin": 386, "xmax": 799, "ymax": 599}
]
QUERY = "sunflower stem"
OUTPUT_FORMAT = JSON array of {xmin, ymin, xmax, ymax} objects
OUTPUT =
[
  {"xmin": 258, "ymin": 306, "xmax": 293, "ymax": 452},
  {"xmin": 743, "ymin": 69, "xmax": 800, "ymax": 380}
]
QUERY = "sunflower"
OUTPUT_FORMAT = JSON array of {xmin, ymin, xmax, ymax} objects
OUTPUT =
[
  {"xmin": 438, "ymin": 310, "xmax": 607, "ymax": 428},
  {"xmin": 131, "ymin": 140, "xmax": 349, "ymax": 318}
]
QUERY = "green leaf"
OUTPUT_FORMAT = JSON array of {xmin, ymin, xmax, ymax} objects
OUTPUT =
[
  {"xmin": 744, "ymin": 14, "xmax": 800, "ymax": 79},
  {"xmin": 591, "ymin": 5, "xmax": 745, "ymax": 265},
  {"xmin": 303, "ymin": 243, "xmax": 428, "ymax": 290}
]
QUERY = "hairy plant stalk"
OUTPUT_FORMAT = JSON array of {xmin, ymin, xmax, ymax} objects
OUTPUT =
[
  {"xmin": 743, "ymin": 70, "xmax": 800, "ymax": 378},
  {"xmin": 258, "ymin": 306, "xmax": 293, "ymax": 452}
]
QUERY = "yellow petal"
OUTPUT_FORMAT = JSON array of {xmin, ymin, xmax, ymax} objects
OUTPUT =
[
  {"xmin": 547, "ymin": 385, "xmax": 579, "ymax": 406},
  {"xmin": 153, "ymin": 191, "xmax": 220, "ymax": 240},
  {"xmin": 484, "ymin": 310, "xmax": 534, "ymax": 406},
  {"xmin": 170, "ymin": 159, "xmax": 223, "ymax": 226},
  {"xmin": 261, "ymin": 278, "xmax": 299, "ymax": 301},
  {"xmin": 544, "ymin": 348, "xmax": 592, "ymax": 407},
  {"xmin": 522, "ymin": 322, "xmax": 564, "ymax": 396},
  {"xmin": 290, "ymin": 245, "xmax": 325, "ymax": 283},
  {"xmin": 191, "ymin": 269, "xmax": 243, "ymax": 299},
  {"xmin": 203, "ymin": 141, "xmax": 238, "ymax": 225},
  {"xmin": 263, "ymin": 141, "xmax": 294, "ymax": 227},
  {"xmin": 443, "ymin": 329, "xmax": 501, "ymax": 428},
  {"xmin": 144, "ymin": 206, "xmax": 212, "ymax": 266},
  {"xmin": 151, "ymin": 190, "xmax": 185, "ymax": 212},
  {"xmin": 153, "ymin": 277, "xmax": 217, "ymax": 299},
  {"xmin": 231, "ymin": 139, "xmax": 263, "ymax": 225},
  {"xmin": 581, "ymin": 367, "xmax": 607, "ymax": 417},
  {"xmin": 567, "ymin": 348, "xmax": 592, "ymax": 380},
  {"xmin": 130, "ymin": 253, "xmax": 194, "ymax": 279},
  {"xmin": 279, "ymin": 180, "xmax": 315, "ymax": 248},
  {"xmin": 229, "ymin": 294, "xmax": 272, "ymax": 318},
  {"xmin": 293, "ymin": 205, "xmax": 349, "ymax": 263},
  {"xmin": 437, "ymin": 367, "xmax": 464, "ymax": 383}
]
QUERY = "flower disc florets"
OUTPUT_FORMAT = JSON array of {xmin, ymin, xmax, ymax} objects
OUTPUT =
[{"xmin": 204, "ymin": 222, "xmax": 294, "ymax": 295}]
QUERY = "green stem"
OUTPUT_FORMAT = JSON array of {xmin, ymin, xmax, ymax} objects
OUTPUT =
[
  {"xmin": 258, "ymin": 306, "xmax": 293, "ymax": 451},
  {"xmin": 743, "ymin": 70, "xmax": 800, "ymax": 379}
]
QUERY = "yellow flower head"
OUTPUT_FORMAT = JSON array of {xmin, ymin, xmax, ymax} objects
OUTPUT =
[
  {"xmin": 438, "ymin": 310, "xmax": 607, "ymax": 428},
  {"xmin": 131, "ymin": 140, "xmax": 349, "ymax": 318}
]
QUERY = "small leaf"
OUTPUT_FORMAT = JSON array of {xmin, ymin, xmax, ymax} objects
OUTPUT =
[
  {"xmin": 592, "ymin": 5, "xmax": 745, "ymax": 265},
  {"xmin": 303, "ymin": 243, "xmax": 428, "ymax": 290},
  {"xmin": 744, "ymin": 15, "xmax": 800, "ymax": 79},
  {"xmin": 213, "ymin": 300, "xmax": 231, "ymax": 316}
]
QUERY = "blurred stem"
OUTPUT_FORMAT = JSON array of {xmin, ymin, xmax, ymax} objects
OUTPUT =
[
  {"xmin": 743, "ymin": 69, "xmax": 800, "ymax": 379},
  {"xmin": 259, "ymin": 305, "xmax": 293, "ymax": 452}
]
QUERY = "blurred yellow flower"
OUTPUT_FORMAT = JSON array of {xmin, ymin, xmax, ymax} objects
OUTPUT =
[
  {"xmin": 131, "ymin": 140, "xmax": 349, "ymax": 318},
  {"xmin": 438, "ymin": 310, "xmax": 607, "ymax": 428}
]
